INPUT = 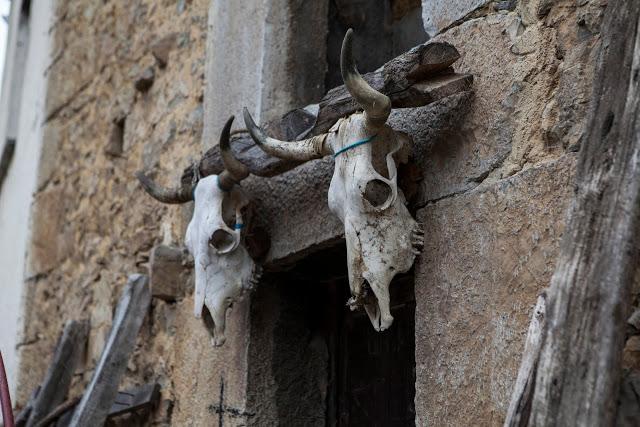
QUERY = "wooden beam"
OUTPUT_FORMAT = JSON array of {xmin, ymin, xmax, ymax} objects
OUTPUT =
[
  {"xmin": 192, "ymin": 73, "xmax": 472, "ymax": 181},
  {"xmin": 508, "ymin": 2, "xmax": 640, "ymax": 425},
  {"xmin": 68, "ymin": 275, "xmax": 151, "ymax": 427},
  {"xmin": 24, "ymin": 320, "xmax": 89, "ymax": 427},
  {"xmin": 137, "ymin": 41, "xmax": 473, "ymax": 202}
]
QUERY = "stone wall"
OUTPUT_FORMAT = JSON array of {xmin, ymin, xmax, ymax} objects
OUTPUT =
[
  {"xmin": 14, "ymin": 0, "xmax": 609, "ymax": 426},
  {"xmin": 15, "ymin": 0, "xmax": 227, "ymax": 424}
]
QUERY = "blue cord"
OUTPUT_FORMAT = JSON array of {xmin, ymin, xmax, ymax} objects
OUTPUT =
[{"xmin": 333, "ymin": 134, "xmax": 377, "ymax": 158}]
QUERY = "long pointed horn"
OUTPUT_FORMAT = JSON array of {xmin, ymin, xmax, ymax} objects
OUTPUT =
[
  {"xmin": 243, "ymin": 107, "xmax": 330, "ymax": 161},
  {"xmin": 220, "ymin": 116, "xmax": 249, "ymax": 181},
  {"xmin": 341, "ymin": 28, "xmax": 391, "ymax": 129},
  {"xmin": 136, "ymin": 171, "xmax": 193, "ymax": 204}
]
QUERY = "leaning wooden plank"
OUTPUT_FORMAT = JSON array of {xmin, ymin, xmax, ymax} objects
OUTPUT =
[
  {"xmin": 15, "ymin": 387, "xmax": 39, "ymax": 427},
  {"xmin": 512, "ymin": 1, "xmax": 640, "ymax": 425},
  {"xmin": 108, "ymin": 383, "xmax": 160, "ymax": 417},
  {"xmin": 25, "ymin": 320, "xmax": 89, "ymax": 427},
  {"xmin": 504, "ymin": 293, "xmax": 546, "ymax": 427},
  {"xmin": 33, "ymin": 383, "xmax": 160, "ymax": 427},
  {"xmin": 32, "ymin": 396, "xmax": 79, "ymax": 427},
  {"xmin": 68, "ymin": 275, "xmax": 151, "ymax": 427}
]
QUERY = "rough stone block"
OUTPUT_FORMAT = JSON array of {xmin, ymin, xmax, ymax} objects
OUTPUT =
[
  {"xmin": 243, "ymin": 157, "xmax": 343, "ymax": 266},
  {"xmin": 151, "ymin": 33, "xmax": 177, "ymax": 68},
  {"xmin": 411, "ymin": 14, "xmax": 561, "ymax": 204},
  {"xmin": 414, "ymin": 154, "xmax": 576, "ymax": 426},
  {"xmin": 422, "ymin": 0, "xmax": 490, "ymax": 36},
  {"xmin": 149, "ymin": 245, "xmax": 191, "ymax": 301},
  {"xmin": 134, "ymin": 67, "xmax": 155, "ymax": 92},
  {"xmin": 28, "ymin": 188, "xmax": 71, "ymax": 275}
]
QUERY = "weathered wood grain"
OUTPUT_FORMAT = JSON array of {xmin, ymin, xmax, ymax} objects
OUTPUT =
[
  {"xmin": 15, "ymin": 388, "xmax": 39, "ymax": 427},
  {"xmin": 68, "ymin": 275, "xmax": 151, "ymax": 427},
  {"xmin": 192, "ymin": 74, "xmax": 471, "ymax": 181},
  {"xmin": 513, "ymin": 2, "xmax": 640, "ymax": 425},
  {"xmin": 504, "ymin": 293, "xmax": 546, "ymax": 427},
  {"xmin": 137, "ymin": 41, "xmax": 472, "ymax": 203},
  {"xmin": 32, "ymin": 383, "xmax": 160, "ymax": 427},
  {"xmin": 108, "ymin": 383, "xmax": 160, "ymax": 417},
  {"xmin": 25, "ymin": 320, "xmax": 89, "ymax": 427}
]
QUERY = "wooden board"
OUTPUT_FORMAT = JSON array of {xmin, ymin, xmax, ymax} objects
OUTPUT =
[
  {"xmin": 68, "ymin": 275, "xmax": 151, "ymax": 427},
  {"xmin": 24, "ymin": 320, "xmax": 89, "ymax": 427}
]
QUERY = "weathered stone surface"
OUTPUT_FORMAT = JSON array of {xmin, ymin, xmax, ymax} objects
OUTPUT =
[
  {"xmin": 16, "ymin": 2, "xmax": 211, "ymax": 423},
  {"xmin": 151, "ymin": 33, "xmax": 177, "ymax": 68},
  {"xmin": 171, "ymin": 294, "xmax": 252, "ymax": 426},
  {"xmin": 105, "ymin": 118, "xmax": 124, "ymax": 157},
  {"xmin": 421, "ymin": 0, "xmax": 490, "ymax": 36},
  {"xmin": 203, "ymin": 0, "xmax": 328, "ymax": 151},
  {"xmin": 414, "ymin": 154, "xmax": 576, "ymax": 426},
  {"xmin": 134, "ymin": 67, "xmax": 155, "ymax": 92},
  {"xmin": 244, "ymin": 157, "xmax": 342, "ymax": 266},
  {"xmin": 149, "ymin": 244, "xmax": 191, "ymax": 301},
  {"xmin": 27, "ymin": 188, "xmax": 72, "ymax": 275},
  {"xmin": 16, "ymin": 0, "xmax": 602, "ymax": 425},
  {"xmin": 411, "ymin": 11, "xmax": 597, "ymax": 204}
]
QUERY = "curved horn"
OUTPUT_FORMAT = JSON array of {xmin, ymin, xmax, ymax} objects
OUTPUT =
[
  {"xmin": 341, "ymin": 28, "xmax": 391, "ymax": 129},
  {"xmin": 136, "ymin": 171, "xmax": 194, "ymax": 204},
  {"xmin": 220, "ymin": 116, "xmax": 249, "ymax": 181},
  {"xmin": 243, "ymin": 107, "xmax": 330, "ymax": 161}
]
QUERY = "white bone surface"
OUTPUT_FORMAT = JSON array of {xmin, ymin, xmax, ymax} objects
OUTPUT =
[
  {"xmin": 185, "ymin": 175, "xmax": 259, "ymax": 346},
  {"xmin": 326, "ymin": 113, "xmax": 422, "ymax": 331}
]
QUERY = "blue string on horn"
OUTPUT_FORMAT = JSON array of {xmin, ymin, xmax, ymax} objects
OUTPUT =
[{"xmin": 333, "ymin": 134, "xmax": 377, "ymax": 158}]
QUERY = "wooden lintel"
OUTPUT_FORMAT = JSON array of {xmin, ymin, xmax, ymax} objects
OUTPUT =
[{"xmin": 190, "ymin": 72, "xmax": 472, "ymax": 181}]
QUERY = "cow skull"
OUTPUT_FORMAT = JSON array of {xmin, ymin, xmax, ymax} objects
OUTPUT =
[
  {"xmin": 243, "ymin": 29, "xmax": 423, "ymax": 332},
  {"xmin": 185, "ymin": 116, "xmax": 261, "ymax": 346}
]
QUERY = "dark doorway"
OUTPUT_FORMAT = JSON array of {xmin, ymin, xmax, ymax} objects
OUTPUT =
[
  {"xmin": 325, "ymin": 0, "xmax": 428, "ymax": 90},
  {"xmin": 247, "ymin": 244, "xmax": 415, "ymax": 426}
]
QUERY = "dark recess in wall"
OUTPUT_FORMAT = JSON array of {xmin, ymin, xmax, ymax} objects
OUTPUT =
[{"xmin": 325, "ymin": 0, "xmax": 428, "ymax": 90}]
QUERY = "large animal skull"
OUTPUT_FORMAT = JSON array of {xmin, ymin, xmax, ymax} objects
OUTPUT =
[
  {"xmin": 185, "ymin": 117, "xmax": 261, "ymax": 346},
  {"xmin": 243, "ymin": 30, "xmax": 423, "ymax": 331}
]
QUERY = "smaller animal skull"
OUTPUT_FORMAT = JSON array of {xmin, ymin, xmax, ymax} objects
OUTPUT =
[
  {"xmin": 243, "ymin": 29, "xmax": 423, "ymax": 332},
  {"xmin": 185, "ymin": 117, "xmax": 261, "ymax": 346}
]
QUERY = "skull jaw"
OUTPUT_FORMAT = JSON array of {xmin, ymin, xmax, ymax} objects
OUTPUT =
[
  {"xmin": 343, "ymin": 211, "xmax": 422, "ymax": 333},
  {"xmin": 197, "ymin": 246, "xmax": 258, "ymax": 347},
  {"xmin": 363, "ymin": 296, "xmax": 394, "ymax": 332}
]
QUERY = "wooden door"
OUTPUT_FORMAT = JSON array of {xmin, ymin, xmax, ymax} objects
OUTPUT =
[{"xmin": 330, "ymin": 276, "xmax": 416, "ymax": 427}]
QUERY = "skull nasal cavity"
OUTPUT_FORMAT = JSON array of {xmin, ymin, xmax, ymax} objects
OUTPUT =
[
  {"xmin": 210, "ymin": 229, "xmax": 235, "ymax": 252},
  {"xmin": 364, "ymin": 179, "xmax": 392, "ymax": 208}
]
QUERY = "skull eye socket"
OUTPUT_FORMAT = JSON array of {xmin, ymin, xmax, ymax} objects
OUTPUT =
[
  {"xmin": 209, "ymin": 229, "xmax": 236, "ymax": 253},
  {"xmin": 364, "ymin": 179, "xmax": 392, "ymax": 208}
]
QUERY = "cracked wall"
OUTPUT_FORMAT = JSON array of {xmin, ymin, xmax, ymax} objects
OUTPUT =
[
  {"xmin": 413, "ymin": 0, "xmax": 604, "ymax": 424},
  {"xmin": 13, "ymin": 0, "xmax": 609, "ymax": 426}
]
